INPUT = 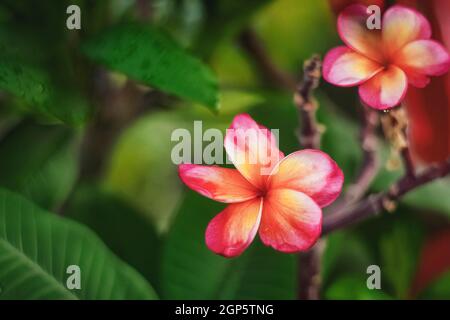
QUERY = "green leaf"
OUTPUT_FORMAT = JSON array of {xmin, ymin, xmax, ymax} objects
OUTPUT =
[
  {"xmin": 82, "ymin": 23, "xmax": 219, "ymax": 110},
  {"xmin": 322, "ymin": 231, "xmax": 373, "ymax": 289},
  {"xmin": 253, "ymin": 0, "xmax": 336, "ymax": 71},
  {"xmin": 0, "ymin": 188, "xmax": 157, "ymax": 300},
  {"xmin": 325, "ymin": 276, "xmax": 393, "ymax": 300},
  {"xmin": 402, "ymin": 179, "xmax": 450, "ymax": 216},
  {"xmin": 379, "ymin": 215, "xmax": 424, "ymax": 299},
  {"xmin": 0, "ymin": 61, "xmax": 90, "ymax": 125},
  {"xmin": 419, "ymin": 272, "xmax": 450, "ymax": 299},
  {"xmin": 65, "ymin": 184, "xmax": 161, "ymax": 289},
  {"xmin": 0, "ymin": 121, "xmax": 79, "ymax": 210},
  {"xmin": 160, "ymin": 191, "xmax": 231, "ymax": 299},
  {"xmin": 355, "ymin": 210, "xmax": 425, "ymax": 299},
  {"xmin": 0, "ymin": 21, "xmax": 92, "ymax": 126},
  {"xmin": 218, "ymin": 241, "xmax": 297, "ymax": 300}
]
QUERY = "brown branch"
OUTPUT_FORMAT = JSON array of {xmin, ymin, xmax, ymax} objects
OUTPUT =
[
  {"xmin": 322, "ymin": 158, "xmax": 450, "ymax": 235},
  {"xmin": 294, "ymin": 54, "xmax": 322, "ymax": 150},
  {"xmin": 238, "ymin": 29, "xmax": 296, "ymax": 91},
  {"xmin": 298, "ymin": 239, "xmax": 326, "ymax": 300},
  {"xmin": 295, "ymin": 55, "xmax": 323, "ymax": 300}
]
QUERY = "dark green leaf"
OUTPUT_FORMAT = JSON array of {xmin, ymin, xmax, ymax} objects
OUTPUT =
[
  {"xmin": 160, "ymin": 191, "xmax": 230, "ymax": 299},
  {"xmin": 379, "ymin": 216, "xmax": 424, "ymax": 299},
  {"xmin": 419, "ymin": 272, "xmax": 450, "ymax": 299},
  {"xmin": 218, "ymin": 240, "xmax": 297, "ymax": 300},
  {"xmin": 322, "ymin": 231, "xmax": 373, "ymax": 289},
  {"xmin": 0, "ymin": 62, "xmax": 89, "ymax": 124},
  {"xmin": 65, "ymin": 184, "xmax": 161, "ymax": 289},
  {"xmin": 0, "ymin": 121, "xmax": 79, "ymax": 210},
  {"xmin": 82, "ymin": 24, "xmax": 219, "ymax": 110},
  {"xmin": 325, "ymin": 276, "xmax": 393, "ymax": 300},
  {"xmin": 0, "ymin": 188, "xmax": 157, "ymax": 299}
]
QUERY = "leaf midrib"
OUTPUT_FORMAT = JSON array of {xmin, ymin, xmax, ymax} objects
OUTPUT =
[{"xmin": 0, "ymin": 238, "xmax": 78, "ymax": 300}]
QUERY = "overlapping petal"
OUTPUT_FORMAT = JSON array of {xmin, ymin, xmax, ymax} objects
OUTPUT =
[
  {"xmin": 268, "ymin": 150, "xmax": 344, "ymax": 208},
  {"xmin": 178, "ymin": 164, "xmax": 260, "ymax": 203},
  {"xmin": 205, "ymin": 198, "xmax": 263, "ymax": 257},
  {"xmin": 259, "ymin": 189, "xmax": 322, "ymax": 253},
  {"xmin": 394, "ymin": 40, "xmax": 450, "ymax": 76},
  {"xmin": 224, "ymin": 113, "xmax": 284, "ymax": 189},
  {"xmin": 359, "ymin": 65, "xmax": 408, "ymax": 109},
  {"xmin": 323, "ymin": 46, "xmax": 383, "ymax": 87},
  {"xmin": 337, "ymin": 4, "xmax": 383, "ymax": 62},
  {"xmin": 382, "ymin": 5, "xmax": 431, "ymax": 57}
]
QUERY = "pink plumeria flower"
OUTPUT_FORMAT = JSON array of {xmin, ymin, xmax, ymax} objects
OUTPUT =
[
  {"xmin": 323, "ymin": 4, "xmax": 450, "ymax": 110},
  {"xmin": 178, "ymin": 114, "xmax": 344, "ymax": 258}
]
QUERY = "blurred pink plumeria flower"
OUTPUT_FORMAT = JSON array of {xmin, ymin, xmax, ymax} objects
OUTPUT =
[
  {"xmin": 323, "ymin": 4, "xmax": 450, "ymax": 110},
  {"xmin": 178, "ymin": 114, "xmax": 343, "ymax": 258}
]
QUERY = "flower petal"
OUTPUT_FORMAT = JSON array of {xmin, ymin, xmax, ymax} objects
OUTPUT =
[
  {"xmin": 178, "ymin": 164, "xmax": 260, "ymax": 203},
  {"xmin": 394, "ymin": 40, "xmax": 450, "ymax": 76},
  {"xmin": 224, "ymin": 113, "xmax": 284, "ymax": 189},
  {"xmin": 382, "ymin": 5, "xmax": 431, "ymax": 57},
  {"xmin": 259, "ymin": 189, "xmax": 322, "ymax": 253},
  {"xmin": 323, "ymin": 46, "xmax": 383, "ymax": 87},
  {"xmin": 205, "ymin": 198, "xmax": 263, "ymax": 257},
  {"xmin": 402, "ymin": 69, "xmax": 430, "ymax": 88},
  {"xmin": 268, "ymin": 150, "xmax": 344, "ymax": 208},
  {"xmin": 337, "ymin": 4, "xmax": 383, "ymax": 62},
  {"xmin": 358, "ymin": 65, "xmax": 408, "ymax": 110}
]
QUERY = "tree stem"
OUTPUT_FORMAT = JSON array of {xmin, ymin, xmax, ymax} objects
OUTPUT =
[{"xmin": 295, "ymin": 55, "xmax": 324, "ymax": 299}]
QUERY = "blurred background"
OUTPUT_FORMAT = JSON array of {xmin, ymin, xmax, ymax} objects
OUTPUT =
[{"xmin": 0, "ymin": 0, "xmax": 449, "ymax": 300}]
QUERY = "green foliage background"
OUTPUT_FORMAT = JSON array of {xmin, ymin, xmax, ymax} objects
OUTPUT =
[{"xmin": 0, "ymin": 0, "xmax": 449, "ymax": 300}]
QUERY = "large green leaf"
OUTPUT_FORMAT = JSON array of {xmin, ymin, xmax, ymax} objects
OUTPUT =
[
  {"xmin": 0, "ymin": 121, "xmax": 79, "ymax": 210},
  {"xmin": 65, "ymin": 184, "xmax": 161, "ymax": 289},
  {"xmin": 0, "ymin": 188, "xmax": 157, "ymax": 299},
  {"xmin": 82, "ymin": 23, "xmax": 219, "ymax": 110}
]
